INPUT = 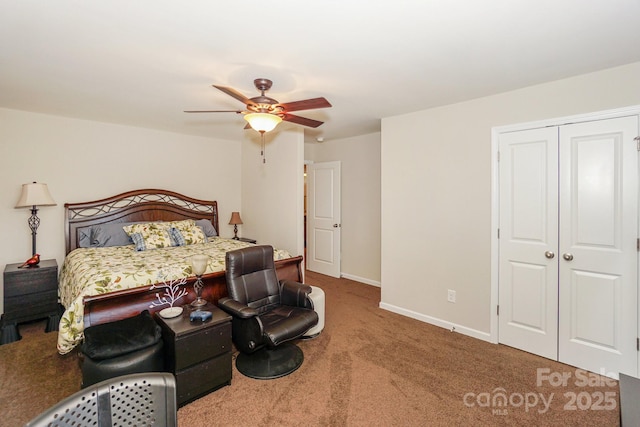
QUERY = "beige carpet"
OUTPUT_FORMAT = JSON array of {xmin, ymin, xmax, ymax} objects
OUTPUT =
[{"xmin": 0, "ymin": 271, "xmax": 620, "ymax": 426}]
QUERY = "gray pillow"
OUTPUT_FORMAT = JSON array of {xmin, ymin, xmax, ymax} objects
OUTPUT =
[
  {"xmin": 196, "ymin": 219, "xmax": 217, "ymax": 237},
  {"xmin": 90, "ymin": 222, "xmax": 141, "ymax": 247},
  {"xmin": 78, "ymin": 228, "xmax": 92, "ymax": 248}
]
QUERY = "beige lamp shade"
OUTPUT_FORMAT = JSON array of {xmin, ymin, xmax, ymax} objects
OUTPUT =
[
  {"xmin": 15, "ymin": 182, "xmax": 57, "ymax": 208},
  {"xmin": 190, "ymin": 254, "xmax": 209, "ymax": 276},
  {"xmin": 229, "ymin": 212, "xmax": 243, "ymax": 225},
  {"xmin": 244, "ymin": 113, "xmax": 282, "ymax": 132}
]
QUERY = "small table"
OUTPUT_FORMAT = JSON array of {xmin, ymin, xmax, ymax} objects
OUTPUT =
[
  {"xmin": 1, "ymin": 259, "xmax": 60, "ymax": 345},
  {"xmin": 156, "ymin": 303, "xmax": 232, "ymax": 406},
  {"xmin": 238, "ymin": 237, "xmax": 257, "ymax": 244}
]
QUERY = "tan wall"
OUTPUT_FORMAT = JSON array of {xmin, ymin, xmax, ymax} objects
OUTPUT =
[
  {"xmin": 305, "ymin": 132, "xmax": 381, "ymax": 285},
  {"xmin": 241, "ymin": 128, "xmax": 305, "ymax": 257},
  {"xmin": 381, "ymin": 62, "xmax": 640, "ymax": 338},
  {"xmin": 0, "ymin": 108, "xmax": 242, "ymax": 313}
]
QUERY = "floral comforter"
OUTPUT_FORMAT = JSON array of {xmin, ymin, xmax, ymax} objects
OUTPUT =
[{"xmin": 57, "ymin": 237, "xmax": 291, "ymax": 354}]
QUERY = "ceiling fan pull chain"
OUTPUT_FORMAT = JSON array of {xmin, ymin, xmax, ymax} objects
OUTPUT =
[{"xmin": 260, "ymin": 131, "xmax": 266, "ymax": 163}]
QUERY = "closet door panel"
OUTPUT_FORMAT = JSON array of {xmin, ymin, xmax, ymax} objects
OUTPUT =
[
  {"xmin": 498, "ymin": 127, "xmax": 559, "ymax": 360},
  {"xmin": 558, "ymin": 116, "xmax": 638, "ymax": 377}
]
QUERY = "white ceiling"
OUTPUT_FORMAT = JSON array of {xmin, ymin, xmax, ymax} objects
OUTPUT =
[{"xmin": 1, "ymin": 1, "xmax": 639, "ymax": 143}]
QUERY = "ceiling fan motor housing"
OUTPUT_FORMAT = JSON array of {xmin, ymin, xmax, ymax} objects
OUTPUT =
[
  {"xmin": 254, "ymin": 78, "xmax": 273, "ymax": 92},
  {"xmin": 249, "ymin": 79, "xmax": 281, "ymax": 114}
]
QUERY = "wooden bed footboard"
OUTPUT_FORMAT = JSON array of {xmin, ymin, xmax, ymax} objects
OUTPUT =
[{"xmin": 83, "ymin": 255, "xmax": 303, "ymax": 328}]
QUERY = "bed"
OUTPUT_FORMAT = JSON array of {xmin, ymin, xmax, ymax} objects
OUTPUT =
[{"xmin": 57, "ymin": 189, "xmax": 303, "ymax": 355}]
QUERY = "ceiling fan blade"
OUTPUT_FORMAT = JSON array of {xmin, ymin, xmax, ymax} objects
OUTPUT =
[
  {"xmin": 184, "ymin": 110, "xmax": 244, "ymax": 113},
  {"xmin": 212, "ymin": 85, "xmax": 251, "ymax": 104},
  {"xmin": 277, "ymin": 97, "xmax": 332, "ymax": 112},
  {"xmin": 282, "ymin": 113, "xmax": 324, "ymax": 128}
]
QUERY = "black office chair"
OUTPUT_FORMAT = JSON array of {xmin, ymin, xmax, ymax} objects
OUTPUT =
[
  {"xmin": 24, "ymin": 372, "xmax": 177, "ymax": 427},
  {"xmin": 219, "ymin": 245, "xmax": 318, "ymax": 379}
]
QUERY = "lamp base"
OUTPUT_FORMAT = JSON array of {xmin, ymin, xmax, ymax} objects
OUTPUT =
[{"xmin": 190, "ymin": 297, "xmax": 207, "ymax": 308}]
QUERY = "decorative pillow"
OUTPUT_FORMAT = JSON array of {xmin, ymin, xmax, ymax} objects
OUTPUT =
[
  {"xmin": 196, "ymin": 219, "xmax": 218, "ymax": 237},
  {"xmin": 168, "ymin": 227, "xmax": 186, "ymax": 246},
  {"xmin": 123, "ymin": 222, "xmax": 176, "ymax": 251},
  {"xmin": 172, "ymin": 224, "xmax": 206, "ymax": 245},
  {"xmin": 122, "ymin": 222, "xmax": 165, "ymax": 236},
  {"xmin": 81, "ymin": 310, "xmax": 161, "ymax": 360},
  {"xmin": 165, "ymin": 219, "xmax": 197, "ymax": 232}
]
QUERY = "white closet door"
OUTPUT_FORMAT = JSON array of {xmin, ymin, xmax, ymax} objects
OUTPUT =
[
  {"xmin": 498, "ymin": 127, "xmax": 559, "ymax": 359},
  {"xmin": 498, "ymin": 114, "xmax": 639, "ymax": 377},
  {"xmin": 558, "ymin": 116, "xmax": 638, "ymax": 377}
]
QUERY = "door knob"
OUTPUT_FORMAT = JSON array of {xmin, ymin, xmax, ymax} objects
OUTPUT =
[
  {"xmin": 563, "ymin": 253, "xmax": 574, "ymax": 261},
  {"xmin": 545, "ymin": 251, "xmax": 555, "ymax": 259},
  {"xmin": 333, "ymin": 224, "xmax": 340, "ymax": 228}
]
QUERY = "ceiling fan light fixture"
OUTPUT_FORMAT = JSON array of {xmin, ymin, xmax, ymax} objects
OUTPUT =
[{"xmin": 244, "ymin": 112, "xmax": 282, "ymax": 132}]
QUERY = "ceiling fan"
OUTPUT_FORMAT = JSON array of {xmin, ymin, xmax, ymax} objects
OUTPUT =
[{"xmin": 184, "ymin": 78, "xmax": 332, "ymax": 132}]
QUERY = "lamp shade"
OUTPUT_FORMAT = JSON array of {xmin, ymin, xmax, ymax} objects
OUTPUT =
[
  {"xmin": 244, "ymin": 113, "xmax": 282, "ymax": 132},
  {"xmin": 229, "ymin": 212, "xmax": 243, "ymax": 225},
  {"xmin": 190, "ymin": 254, "xmax": 209, "ymax": 276},
  {"xmin": 15, "ymin": 182, "xmax": 56, "ymax": 208}
]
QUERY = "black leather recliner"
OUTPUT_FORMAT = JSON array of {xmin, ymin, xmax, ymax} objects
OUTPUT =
[{"xmin": 219, "ymin": 245, "xmax": 318, "ymax": 379}]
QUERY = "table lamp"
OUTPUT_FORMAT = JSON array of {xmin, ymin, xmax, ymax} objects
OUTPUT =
[
  {"xmin": 15, "ymin": 182, "xmax": 56, "ymax": 257},
  {"xmin": 190, "ymin": 254, "xmax": 209, "ymax": 308},
  {"xmin": 229, "ymin": 212, "xmax": 243, "ymax": 240}
]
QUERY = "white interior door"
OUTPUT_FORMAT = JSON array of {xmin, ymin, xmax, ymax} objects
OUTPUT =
[
  {"xmin": 558, "ymin": 117, "xmax": 638, "ymax": 377},
  {"xmin": 307, "ymin": 161, "xmax": 341, "ymax": 277},
  {"xmin": 499, "ymin": 115, "xmax": 639, "ymax": 378},
  {"xmin": 498, "ymin": 127, "xmax": 559, "ymax": 360}
]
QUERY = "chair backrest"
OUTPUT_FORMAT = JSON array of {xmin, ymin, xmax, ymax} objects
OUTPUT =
[
  {"xmin": 225, "ymin": 245, "xmax": 281, "ymax": 313},
  {"xmin": 24, "ymin": 372, "xmax": 177, "ymax": 427}
]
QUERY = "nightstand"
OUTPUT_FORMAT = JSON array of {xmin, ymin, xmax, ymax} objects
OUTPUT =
[
  {"xmin": 156, "ymin": 303, "xmax": 232, "ymax": 406},
  {"xmin": 1, "ymin": 259, "xmax": 60, "ymax": 345},
  {"xmin": 238, "ymin": 237, "xmax": 257, "ymax": 244}
]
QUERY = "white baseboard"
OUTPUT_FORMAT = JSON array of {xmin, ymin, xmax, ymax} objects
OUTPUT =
[
  {"xmin": 340, "ymin": 273, "xmax": 381, "ymax": 287},
  {"xmin": 378, "ymin": 302, "xmax": 492, "ymax": 343}
]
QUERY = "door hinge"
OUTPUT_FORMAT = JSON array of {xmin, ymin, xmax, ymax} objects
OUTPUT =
[
  {"xmin": 637, "ymin": 337, "xmax": 639, "ymax": 351},
  {"xmin": 497, "ymin": 305, "xmax": 500, "ymax": 316},
  {"xmin": 497, "ymin": 151, "xmax": 500, "ymax": 162},
  {"xmin": 635, "ymin": 136, "xmax": 640, "ymax": 151},
  {"xmin": 637, "ymin": 238, "xmax": 639, "ymax": 251},
  {"xmin": 497, "ymin": 228, "xmax": 500, "ymax": 239}
]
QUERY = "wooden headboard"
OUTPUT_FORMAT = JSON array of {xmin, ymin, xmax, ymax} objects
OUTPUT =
[{"xmin": 65, "ymin": 189, "xmax": 218, "ymax": 254}]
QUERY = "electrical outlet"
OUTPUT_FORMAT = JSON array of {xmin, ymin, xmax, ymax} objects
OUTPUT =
[{"xmin": 447, "ymin": 289, "xmax": 456, "ymax": 303}]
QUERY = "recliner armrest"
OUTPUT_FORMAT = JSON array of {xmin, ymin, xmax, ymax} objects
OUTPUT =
[
  {"xmin": 280, "ymin": 280, "xmax": 313, "ymax": 309},
  {"xmin": 218, "ymin": 297, "xmax": 259, "ymax": 319}
]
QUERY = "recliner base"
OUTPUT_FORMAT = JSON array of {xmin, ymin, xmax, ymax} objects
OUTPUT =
[{"xmin": 235, "ymin": 343, "xmax": 304, "ymax": 380}]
